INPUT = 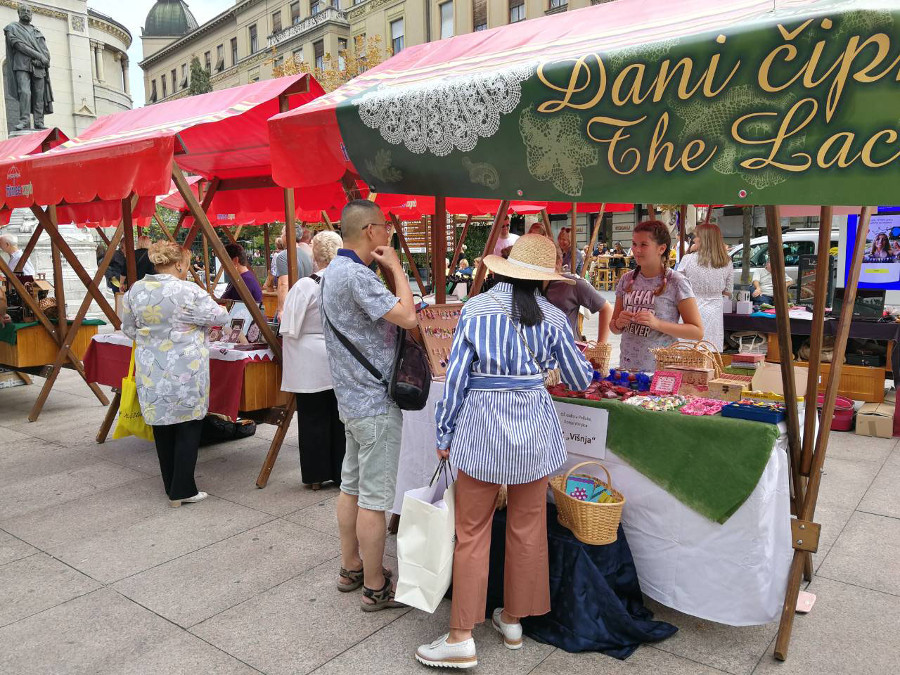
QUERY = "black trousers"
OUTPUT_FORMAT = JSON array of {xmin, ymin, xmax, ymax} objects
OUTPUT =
[
  {"xmin": 295, "ymin": 391, "xmax": 346, "ymax": 485},
  {"xmin": 152, "ymin": 419, "xmax": 203, "ymax": 500}
]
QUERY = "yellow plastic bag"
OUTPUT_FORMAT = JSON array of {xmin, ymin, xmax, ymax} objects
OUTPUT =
[{"xmin": 112, "ymin": 344, "xmax": 154, "ymax": 441}]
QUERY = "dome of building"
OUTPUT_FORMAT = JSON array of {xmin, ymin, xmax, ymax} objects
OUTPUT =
[{"xmin": 143, "ymin": 1, "xmax": 199, "ymax": 37}]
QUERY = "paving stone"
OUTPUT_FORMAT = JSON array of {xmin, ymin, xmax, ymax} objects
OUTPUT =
[
  {"xmin": 816, "ymin": 511, "xmax": 900, "ymax": 596},
  {"xmin": 0, "ymin": 552, "xmax": 100, "ymax": 627},
  {"xmin": 752, "ymin": 576, "xmax": 900, "ymax": 674},
  {"xmin": 1, "ymin": 476, "xmax": 271, "ymax": 584},
  {"xmin": 815, "ymin": 457, "xmax": 880, "ymax": 509},
  {"xmin": 858, "ymin": 448, "xmax": 900, "ymax": 519},
  {"xmin": 113, "ymin": 518, "xmax": 339, "ymax": 627},
  {"xmin": 644, "ymin": 598, "xmax": 777, "ymax": 675},
  {"xmin": 0, "ymin": 588, "xmax": 255, "ymax": 674},
  {"xmin": 531, "ymin": 644, "xmax": 728, "ymax": 674},
  {"xmin": 312, "ymin": 599, "xmax": 555, "ymax": 675},
  {"xmin": 191, "ymin": 558, "xmax": 407, "ymax": 675},
  {"xmin": 807, "ymin": 501, "xmax": 855, "ymax": 572},
  {"xmin": 822, "ymin": 431, "xmax": 896, "ymax": 465},
  {"xmin": 0, "ymin": 529, "xmax": 37, "ymax": 567}
]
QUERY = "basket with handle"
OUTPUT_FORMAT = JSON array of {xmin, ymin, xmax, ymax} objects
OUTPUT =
[
  {"xmin": 549, "ymin": 461, "xmax": 625, "ymax": 545},
  {"xmin": 583, "ymin": 341, "xmax": 612, "ymax": 376},
  {"xmin": 651, "ymin": 340, "xmax": 724, "ymax": 378}
]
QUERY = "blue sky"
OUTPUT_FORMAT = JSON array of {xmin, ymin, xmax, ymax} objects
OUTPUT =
[{"xmin": 87, "ymin": 1, "xmax": 231, "ymax": 107}]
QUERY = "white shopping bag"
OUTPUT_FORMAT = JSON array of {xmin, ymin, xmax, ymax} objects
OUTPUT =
[{"xmin": 395, "ymin": 460, "xmax": 456, "ymax": 613}]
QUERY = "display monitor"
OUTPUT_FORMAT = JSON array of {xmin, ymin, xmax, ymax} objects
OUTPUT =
[{"xmin": 830, "ymin": 288, "xmax": 886, "ymax": 320}]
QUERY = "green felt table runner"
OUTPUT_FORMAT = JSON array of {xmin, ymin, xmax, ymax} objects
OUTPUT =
[
  {"xmin": 553, "ymin": 397, "xmax": 781, "ymax": 524},
  {"xmin": 0, "ymin": 319, "xmax": 106, "ymax": 346}
]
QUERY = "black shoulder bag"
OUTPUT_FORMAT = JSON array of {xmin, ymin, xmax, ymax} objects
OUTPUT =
[{"xmin": 320, "ymin": 276, "xmax": 431, "ymax": 411}]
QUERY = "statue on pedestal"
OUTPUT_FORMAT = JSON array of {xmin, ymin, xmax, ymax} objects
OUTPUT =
[{"xmin": 4, "ymin": 4, "xmax": 53, "ymax": 132}]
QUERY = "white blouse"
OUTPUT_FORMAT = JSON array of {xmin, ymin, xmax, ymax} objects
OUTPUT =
[{"xmin": 280, "ymin": 269, "xmax": 333, "ymax": 393}]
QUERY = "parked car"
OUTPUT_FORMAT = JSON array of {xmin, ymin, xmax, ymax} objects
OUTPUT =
[{"xmin": 730, "ymin": 229, "xmax": 840, "ymax": 284}]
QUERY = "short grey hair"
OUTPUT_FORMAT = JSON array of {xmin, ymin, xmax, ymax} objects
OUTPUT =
[
  {"xmin": 312, "ymin": 231, "xmax": 342, "ymax": 267},
  {"xmin": 341, "ymin": 200, "xmax": 384, "ymax": 241}
]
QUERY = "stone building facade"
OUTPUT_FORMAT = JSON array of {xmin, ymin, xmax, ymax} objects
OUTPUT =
[{"xmin": 0, "ymin": 0, "xmax": 133, "ymax": 137}]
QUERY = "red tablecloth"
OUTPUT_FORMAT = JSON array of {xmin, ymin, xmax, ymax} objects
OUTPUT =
[{"xmin": 83, "ymin": 341, "xmax": 247, "ymax": 420}]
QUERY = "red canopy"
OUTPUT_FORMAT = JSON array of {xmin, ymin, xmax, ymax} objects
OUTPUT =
[
  {"xmin": 0, "ymin": 75, "xmax": 324, "ymax": 211},
  {"xmin": 375, "ymin": 195, "xmax": 633, "ymax": 219},
  {"xmin": 0, "ymin": 128, "xmax": 69, "ymax": 226}
]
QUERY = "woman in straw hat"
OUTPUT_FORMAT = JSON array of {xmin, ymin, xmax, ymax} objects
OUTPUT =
[{"xmin": 416, "ymin": 234, "xmax": 593, "ymax": 670}]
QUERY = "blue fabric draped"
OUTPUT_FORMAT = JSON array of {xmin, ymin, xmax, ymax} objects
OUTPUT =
[{"xmin": 486, "ymin": 504, "xmax": 677, "ymax": 659}]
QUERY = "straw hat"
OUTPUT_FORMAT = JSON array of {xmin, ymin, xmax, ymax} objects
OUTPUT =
[{"xmin": 482, "ymin": 234, "xmax": 574, "ymax": 284}]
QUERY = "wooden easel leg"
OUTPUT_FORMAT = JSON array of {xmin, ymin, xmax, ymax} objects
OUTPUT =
[
  {"xmin": 97, "ymin": 391, "xmax": 121, "ymax": 443},
  {"xmin": 256, "ymin": 397, "xmax": 297, "ymax": 488},
  {"xmin": 16, "ymin": 372, "xmax": 32, "ymax": 385},
  {"xmin": 471, "ymin": 201, "xmax": 512, "ymax": 296}
]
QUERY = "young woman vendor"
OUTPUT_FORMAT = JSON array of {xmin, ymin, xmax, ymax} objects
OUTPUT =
[{"xmin": 611, "ymin": 220, "xmax": 704, "ymax": 372}]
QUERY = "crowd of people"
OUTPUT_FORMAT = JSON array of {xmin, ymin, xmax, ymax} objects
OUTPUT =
[{"xmin": 117, "ymin": 204, "xmax": 741, "ymax": 668}]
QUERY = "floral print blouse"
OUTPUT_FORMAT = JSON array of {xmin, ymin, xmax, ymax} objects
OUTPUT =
[{"xmin": 122, "ymin": 274, "xmax": 230, "ymax": 426}]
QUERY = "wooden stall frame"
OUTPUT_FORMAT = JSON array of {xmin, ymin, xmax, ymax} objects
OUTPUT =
[
  {"xmin": 470, "ymin": 201, "xmax": 511, "ymax": 296},
  {"xmin": 391, "ymin": 213, "xmax": 427, "ymax": 295},
  {"xmin": 582, "ymin": 203, "xmax": 607, "ymax": 280}
]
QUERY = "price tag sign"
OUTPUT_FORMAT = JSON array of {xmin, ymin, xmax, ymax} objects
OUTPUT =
[{"xmin": 553, "ymin": 401, "xmax": 608, "ymax": 460}]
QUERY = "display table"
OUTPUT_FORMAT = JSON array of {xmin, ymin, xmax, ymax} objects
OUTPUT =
[
  {"xmin": 262, "ymin": 291, "xmax": 277, "ymax": 320},
  {"xmin": 723, "ymin": 313, "xmax": 898, "ymax": 402},
  {"xmin": 0, "ymin": 320, "xmax": 104, "ymax": 368},
  {"xmin": 83, "ymin": 332, "xmax": 290, "ymax": 420},
  {"xmin": 395, "ymin": 380, "xmax": 792, "ymax": 626}
]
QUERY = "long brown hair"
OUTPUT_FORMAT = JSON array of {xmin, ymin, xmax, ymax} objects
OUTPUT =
[
  {"xmin": 696, "ymin": 223, "xmax": 730, "ymax": 269},
  {"xmin": 626, "ymin": 220, "xmax": 671, "ymax": 297}
]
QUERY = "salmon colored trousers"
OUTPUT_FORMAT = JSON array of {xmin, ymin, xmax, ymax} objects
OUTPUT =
[{"xmin": 450, "ymin": 470, "xmax": 551, "ymax": 631}]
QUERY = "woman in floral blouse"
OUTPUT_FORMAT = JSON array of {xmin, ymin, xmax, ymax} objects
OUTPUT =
[{"xmin": 123, "ymin": 241, "xmax": 230, "ymax": 507}]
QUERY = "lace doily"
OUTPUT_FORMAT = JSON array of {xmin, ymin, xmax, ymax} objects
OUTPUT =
[{"xmin": 357, "ymin": 63, "xmax": 536, "ymax": 156}]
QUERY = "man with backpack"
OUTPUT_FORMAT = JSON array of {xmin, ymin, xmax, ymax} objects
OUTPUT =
[{"xmin": 320, "ymin": 199, "xmax": 418, "ymax": 611}]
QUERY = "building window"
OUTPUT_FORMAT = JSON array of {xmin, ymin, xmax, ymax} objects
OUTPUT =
[
  {"xmin": 390, "ymin": 18, "xmax": 404, "ymax": 54},
  {"xmin": 149, "ymin": 79, "xmax": 158, "ymax": 103},
  {"xmin": 473, "ymin": 0, "xmax": 487, "ymax": 31},
  {"xmin": 314, "ymin": 40, "xmax": 324, "ymax": 70},
  {"xmin": 204, "ymin": 51, "xmax": 211, "ymax": 72},
  {"xmin": 353, "ymin": 0, "xmax": 364, "ymax": 4},
  {"xmin": 549, "ymin": 0, "xmax": 566, "ymax": 6},
  {"xmin": 249, "ymin": 24, "xmax": 258, "ymax": 54},
  {"xmin": 310, "ymin": 0, "xmax": 321, "ymax": 15},
  {"xmin": 180, "ymin": 63, "xmax": 188, "ymax": 88},
  {"xmin": 161, "ymin": 74, "xmax": 167, "ymax": 98},
  {"xmin": 338, "ymin": 37, "xmax": 348, "ymax": 71},
  {"xmin": 509, "ymin": 0, "xmax": 525, "ymax": 22},
  {"xmin": 216, "ymin": 44, "xmax": 225, "ymax": 71},
  {"xmin": 292, "ymin": 48, "xmax": 303, "ymax": 64},
  {"xmin": 231, "ymin": 37, "xmax": 238, "ymax": 65},
  {"xmin": 272, "ymin": 10, "xmax": 282, "ymax": 34},
  {"xmin": 291, "ymin": 2, "xmax": 301, "ymax": 24},
  {"xmin": 439, "ymin": 2, "xmax": 454, "ymax": 39},
  {"xmin": 249, "ymin": 67, "xmax": 260, "ymax": 83},
  {"xmin": 170, "ymin": 68, "xmax": 177, "ymax": 90}
]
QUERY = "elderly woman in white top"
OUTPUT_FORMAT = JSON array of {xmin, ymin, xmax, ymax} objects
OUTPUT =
[
  {"xmin": 123, "ymin": 241, "xmax": 229, "ymax": 507},
  {"xmin": 280, "ymin": 231, "xmax": 346, "ymax": 490}
]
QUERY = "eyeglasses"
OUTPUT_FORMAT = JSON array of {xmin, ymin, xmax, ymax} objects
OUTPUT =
[{"xmin": 364, "ymin": 222, "xmax": 391, "ymax": 231}]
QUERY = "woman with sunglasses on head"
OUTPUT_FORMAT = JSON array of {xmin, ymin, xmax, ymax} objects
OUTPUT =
[
  {"xmin": 557, "ymin": 227, "xmax": 583, "ymax": 276},
  {"xmin": 611, "ymin": 221, "xmax": 703, "ymax": 373}
]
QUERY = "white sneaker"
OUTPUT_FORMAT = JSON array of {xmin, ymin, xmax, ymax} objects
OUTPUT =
[
  {"xmin": 169, "ymin": 492, "xmax": 208, "ymax": 508},
  {"xmin": 415, "ymin": 634, "xmax": 477, "ymax": 669},
  {"xmin": 491, "ymin": 608, "xmax": 523, "ymax": 649}
]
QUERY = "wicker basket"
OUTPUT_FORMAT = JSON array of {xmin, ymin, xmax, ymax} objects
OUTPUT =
[
  {"xmin": 583, "ymin": 341, "xmax": 612, "ymax": 376},
  {"xmin": 651, "ymin": 340, "xmax": 724, "ymax": 378},
  {"xmin": 550, "ymin": 461, "xmax": 625, "ymax": 545}
]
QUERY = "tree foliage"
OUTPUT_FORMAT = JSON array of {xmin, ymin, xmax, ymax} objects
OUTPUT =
[
  {"xmin": 270, "ymin": 35, "xmax": 391, "ymax": 92},
  {"xmin": 188, "ymin": 56, "xmax": 212, "ymax": 96}
]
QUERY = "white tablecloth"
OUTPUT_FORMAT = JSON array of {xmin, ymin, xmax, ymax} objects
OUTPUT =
[{"xmin": 394, "ymin": 380, "xmax": 793, "ymax": 626}]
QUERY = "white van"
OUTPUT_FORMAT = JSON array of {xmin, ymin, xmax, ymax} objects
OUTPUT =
[{"xmin": 729, "ymin": 229, "xmax": 840, "ymax": 283}]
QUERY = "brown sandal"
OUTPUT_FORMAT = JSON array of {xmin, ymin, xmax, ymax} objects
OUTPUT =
[
  {"xmin": 336, "ymin": 566, "xmax": 393, "ymax": 592},
  {"xmin": 361, "ymin": 577, "xmax": 404, "ymax": 612}
]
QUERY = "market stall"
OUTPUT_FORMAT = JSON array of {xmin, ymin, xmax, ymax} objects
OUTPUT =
[{"xmin": 267, "ymin": 0, "xmax": 900, "ymax": 659}]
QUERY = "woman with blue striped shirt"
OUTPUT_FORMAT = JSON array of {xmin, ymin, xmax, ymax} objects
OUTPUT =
[{"xmin": 416, "ymin": 235, "xmax": 593, "ymax": 670}]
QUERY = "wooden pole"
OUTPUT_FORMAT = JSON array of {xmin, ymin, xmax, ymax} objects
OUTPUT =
[
  {"xmin": 392, "ymin": 214, "xmax": 426, "ymax": 295},
  {"xmin": 50, "ymin": 234, "xmax": 66, "ymax": 344},
  {"xmin": 765, "ymin": 205, "xmax": 804, "ymax": 512},
  {"xmin": 213, "ymin": 227, "xmax": 244, "ymax": 287},
  {"xmin": 449, "ymin": 215, "xmax": 472, "ymax": 272},
  {"xmin": 256, "ymin": 396, "xmax": 297, "ymax": 488},
  {"xmin": 470, "ymin": 201, "xmax": 511, "ymax": 296},
  {"xmin": 678, "ymin": 204, "xmax": 688, "ymax": 259},
  {"xmin": 433, "ymin": 196, "xmax": 448, "ymax": 303},
  {"xmin": 540, "ymin": 209, "xmax": 553, "ymax": 238},
  {"xmin": 201, "ymin": 234, "xmax": 211, "ymax": 294},
  {"xmin": 29, "ymin": 206, "xmax": 119, "ymax": 326},
  {"xmin": 321, "ymin": 211, "xmax": 335, "ymax": 231},
  {"xmin": 14, "ymin": 223, "xmax": 44, "ymax": 273},
  {"xmin": 95, "ymin": 228, "xmax": 111, "ymax": 247},
  {"xmin": 285, "ymin": 196, "xmax": 299, "ymax": 288},
  {"xmin": 122, "ymin": 197, "xmax": 137, "ymax": 289},
  {"xmin": 801, "ymin": 206, "xmax": 833, "ymax": 476},
  {"xmin": 773, "ymin": 206, "xmax": 871, "ymax": 662},
  {"xmin": 583, "ymin": 203, "xmax": 607, "ymax": 282},
  {"xmin": 28, "ymin": 224, "xmax": 124, "ymax": 421},
  {"xmin": 263, "ymin": 223, "xmax": 271, "ymax": 264},
  {"xmin": 182, "ymin": 178, "xmax": 222, "ymax": 248},
  {"xmin": 172, "ymin": 165, "xmax": 280, "ymax": 359}
]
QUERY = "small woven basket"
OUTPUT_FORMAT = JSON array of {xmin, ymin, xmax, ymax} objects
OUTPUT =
[
  {"xmin": 583, "ymin": 341, "xmax": 612, "ymax": 376},
  {"xmin": 651, "ymin": 340, "xmax": 724, "ymax": 378},
  {"xmin": 549, "ymin": 461, "xmax": 625, "ymax": 545}
]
